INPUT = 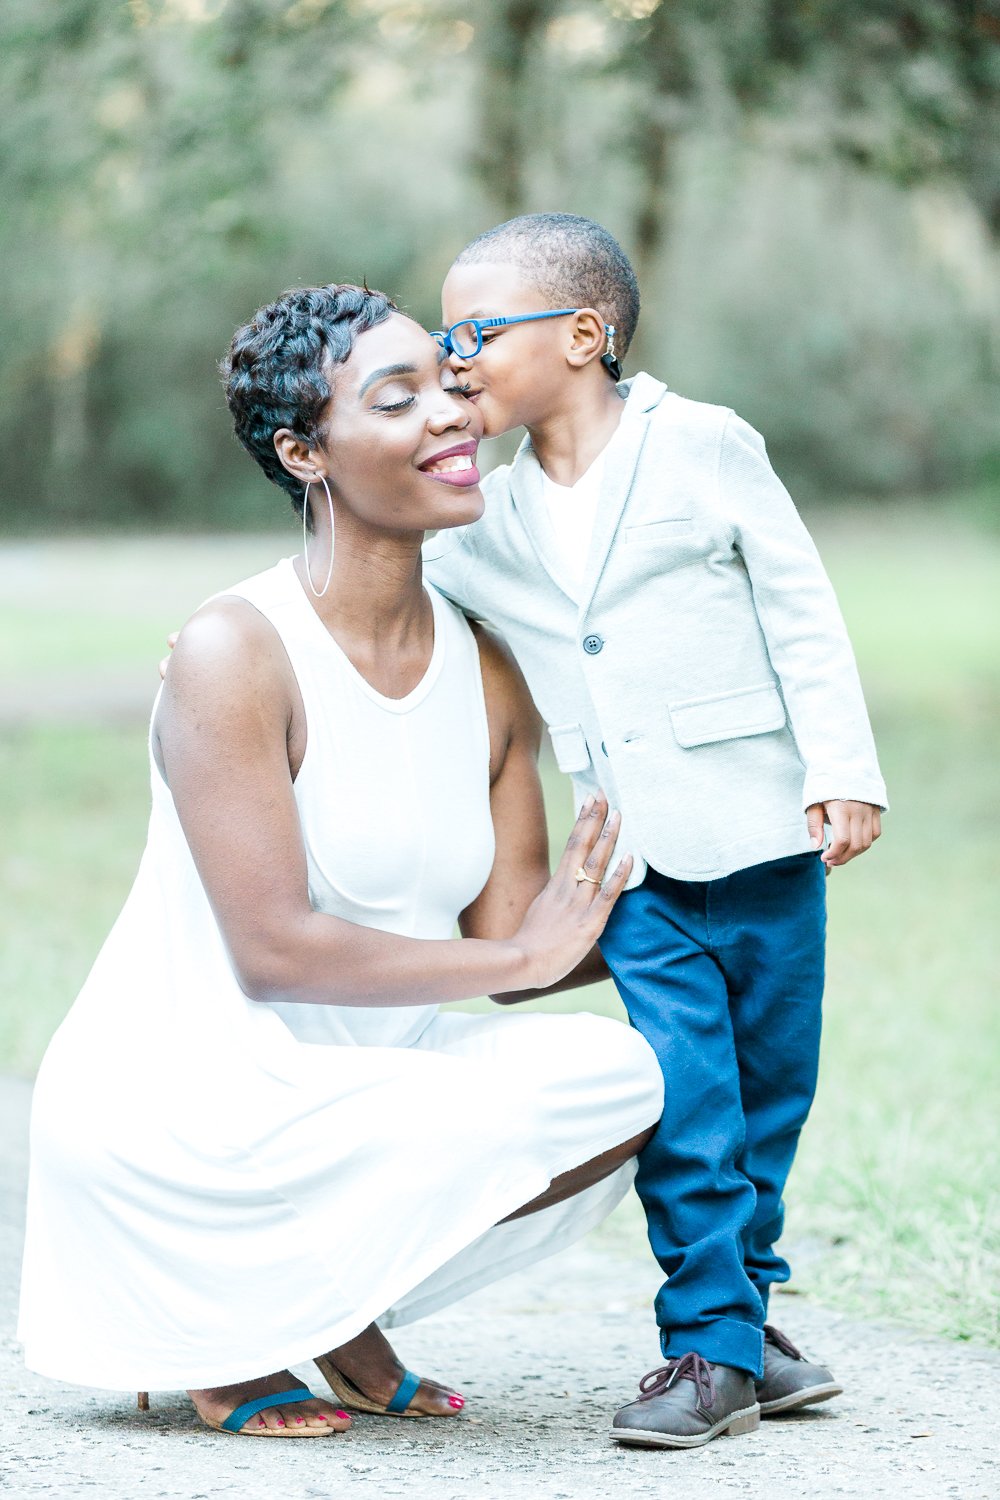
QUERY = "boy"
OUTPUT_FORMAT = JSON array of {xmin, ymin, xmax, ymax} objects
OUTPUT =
[{"xmin": 424, "ymin": 213, "xmax": 886, "ymax": 1449}]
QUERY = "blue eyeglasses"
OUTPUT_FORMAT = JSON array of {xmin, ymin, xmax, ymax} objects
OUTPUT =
[
  {"xmin": 432, "ymin": 309, "xmax": 577, "ymax": 358},
  {"xmin": 432, "ymin": 309, "xmax": 621, "ymax": 379}
]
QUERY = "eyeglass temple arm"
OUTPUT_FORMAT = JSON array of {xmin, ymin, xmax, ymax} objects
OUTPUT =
[{"xmin": 480, "ymin": 309, "xmax": 581, "ymax": 330}]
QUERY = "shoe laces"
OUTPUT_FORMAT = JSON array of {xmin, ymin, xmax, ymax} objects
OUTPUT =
[
  {"xmin": 637, "ymin": 1351, "xmax": 715, "ymax": 1409},
  {"xmin": 763, "ymin": 1323, "xmax": 802, "ymax": 1360}
]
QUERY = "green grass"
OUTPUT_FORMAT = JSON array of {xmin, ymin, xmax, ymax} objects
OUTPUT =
[
  {"xmin": 0, "ymin": 536, "xmax": 283, "ymax": 709},
  {"xmin": 1, "ymin": 509, "xmax": 998, "ymax": 1346}
]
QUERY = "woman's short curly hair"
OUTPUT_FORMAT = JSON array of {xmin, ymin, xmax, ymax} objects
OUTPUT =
[{"xmin": 222, "ymin": 284, "xmax": 396, "ymax": 515}]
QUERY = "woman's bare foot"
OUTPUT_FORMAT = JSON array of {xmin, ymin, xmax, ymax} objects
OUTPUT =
[
  {"xmin": 188, "ymin": 1368, "xmax": 352, "ymax": 1435},
  {"xmin": 317, "ymin": 1323, "xmax": 465, "ymax": 1417}
]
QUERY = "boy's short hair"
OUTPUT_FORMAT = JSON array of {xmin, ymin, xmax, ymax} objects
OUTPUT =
[{"xmin": 452, "ymin": 213, "xmax": 640, "ymax": 358}]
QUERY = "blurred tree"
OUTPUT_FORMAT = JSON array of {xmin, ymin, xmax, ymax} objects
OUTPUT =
[
  {"xmin": 601, "ymin": 0, "xmax": 1000, "ymax": 286},
  {"xmin": 721, "ymin": 1, "xmax": 1000, "ymax": 237},
  {"xmin": 470, "ymin": 0, "xmax": 563, "ymax": 218},
  {"xmin": 0, "ymin": 0, "xmax": 374, "ymax": 525},
  {"xmin": 0, "ymin": 0, "xmax": 995, "ymax": 526}
]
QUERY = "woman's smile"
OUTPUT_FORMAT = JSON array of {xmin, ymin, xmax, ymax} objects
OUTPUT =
[{"xmin": 418, "ymin": 438, "xmax": 480, "ymax": 487}]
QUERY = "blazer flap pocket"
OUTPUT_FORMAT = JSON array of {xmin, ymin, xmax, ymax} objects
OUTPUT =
[
  {"xmin": 669, "ymin": 683, "xmax": 787, "ymax": 749},
  {"xmin": 624, "ymin": 517, "xmax": 695, "ymax": 543},
  {"xmin": 548, "ymin": 722, "xmax": 592, "ymax": 774}
]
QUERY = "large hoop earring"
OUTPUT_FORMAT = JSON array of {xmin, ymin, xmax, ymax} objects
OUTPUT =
[{"xmin": 303, "ymin": 475, "xmax": 335, "ymax": 598}]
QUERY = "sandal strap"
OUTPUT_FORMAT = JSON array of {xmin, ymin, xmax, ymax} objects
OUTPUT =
[
  {"xmin": 385, "ymin": 1369, "xmax": 421, "ymax": 1415},
  {"xmin": 220, "ymin": 1386, "xmax": 314, "ymax": 1433}
]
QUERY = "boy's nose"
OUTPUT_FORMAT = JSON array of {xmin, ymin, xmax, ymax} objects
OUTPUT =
[{"xmin": 447, "ymin": 348, "xmax": 473, "ymax": 375}]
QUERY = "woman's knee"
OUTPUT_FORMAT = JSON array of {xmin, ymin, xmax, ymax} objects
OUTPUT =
[{"xmin": 581, "ymin": 1013, "xmax": 664, "ymax": 1122}]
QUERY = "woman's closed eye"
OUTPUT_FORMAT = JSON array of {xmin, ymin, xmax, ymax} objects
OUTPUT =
[
  {"xmin": 372, "ymin": 375, "xmax": 472, "ymax": 414},
  {"xmin": 372, "ymin": 393, "xmax": 416, "ymax": 414}
]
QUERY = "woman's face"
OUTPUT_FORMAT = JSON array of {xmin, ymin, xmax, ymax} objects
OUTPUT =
[{"xmin": 314, "ymin": 312, "xmax": 484, "ymax": 535}]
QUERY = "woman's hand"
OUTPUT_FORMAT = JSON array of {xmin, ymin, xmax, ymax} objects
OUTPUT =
[{"xmin": 511, "ymin": 793, "xmax": 632, "ymax": 992}]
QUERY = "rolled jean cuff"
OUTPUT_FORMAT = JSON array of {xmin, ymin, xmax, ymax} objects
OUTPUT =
[{"xmin": 661, "ymin": 1318, "xmax": 765, "ymax": 1380}]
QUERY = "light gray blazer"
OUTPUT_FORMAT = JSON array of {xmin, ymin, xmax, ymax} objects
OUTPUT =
[{"xmin": 423, "ymin": 373, "xmax": 887, "ymax": 884}]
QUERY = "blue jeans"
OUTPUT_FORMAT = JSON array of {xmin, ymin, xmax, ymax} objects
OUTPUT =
[{"xmin": 598, "ymin": 852, "xmax": 826, "ymax": 1379}]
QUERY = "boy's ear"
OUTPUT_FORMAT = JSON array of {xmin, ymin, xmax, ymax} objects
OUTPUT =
[
  {"xmin": 274, "ymin": 428, "xmax": 327, "ymax": 486},
  {"xmin": 566, "ymin": 309, "xmax": 609, "ymax": 371}
]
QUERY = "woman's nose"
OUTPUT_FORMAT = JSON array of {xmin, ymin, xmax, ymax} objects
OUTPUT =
[
  {"xmin": 429, "ymin": 393, "xmax": 471, "ymax": 432},
  {"xmin": 429, "ymin": 380, "xmax": 482, "ymax": 436}
]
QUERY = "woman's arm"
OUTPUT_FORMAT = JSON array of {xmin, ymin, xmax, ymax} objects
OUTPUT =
[
  {"xmin": 155, "ymin": 600, "xmax": 626, "ymax": 1008},
  {"xmin": 458, "ymin": 625, "xmax": 614, "ymax": 1004}
]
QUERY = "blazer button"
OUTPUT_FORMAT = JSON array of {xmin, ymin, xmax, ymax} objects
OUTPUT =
[{"xmin": 583, "ymin": 633, "xmax": 604, "ymax": 655}]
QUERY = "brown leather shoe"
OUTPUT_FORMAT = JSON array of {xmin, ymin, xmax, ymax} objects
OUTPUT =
[
  {"xmin": 755, "ymin": 1324, "xmax": 843, "ymax": 1415},
  {"xmin": 611, "ymin": 1352, "xmax": 760, "ymax": 1449}
]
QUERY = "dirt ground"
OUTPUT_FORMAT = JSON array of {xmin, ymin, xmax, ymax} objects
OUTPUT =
[{"xmin": 1, "ymin": 1075, "xmax": 996, "ymax": 1500}]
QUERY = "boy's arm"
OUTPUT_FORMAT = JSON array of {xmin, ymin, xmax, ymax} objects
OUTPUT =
[{"xmin": 720, "ymin": 413, "xmax": 887, "ymax": 860}]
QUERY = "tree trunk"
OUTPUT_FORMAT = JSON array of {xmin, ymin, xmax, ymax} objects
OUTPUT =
[
  {"xmin": 629, "ymin": 4, "xmax": 690, "ymax": 297},
  {"xmin": 470, "ymin": 0, "xmax": 562, "ymax": 222}
]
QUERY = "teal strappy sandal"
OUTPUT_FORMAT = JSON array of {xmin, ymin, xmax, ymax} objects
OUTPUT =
[
  {"xmin": 314, "ymin": 1356, "xmax": 425, "ymax": 1417},
  {"xmin": 139, "ymin": 1385, "xmax": 345, "ymax": 1437},
  {"xmin": 214, "ymin": 1385, "xmax": 339, "ymax": 1436}
]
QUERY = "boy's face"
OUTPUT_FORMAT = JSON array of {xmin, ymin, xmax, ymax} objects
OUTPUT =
[{"xmin": 440, "ymin": 262, "xmax": 577, "ymax": 439}]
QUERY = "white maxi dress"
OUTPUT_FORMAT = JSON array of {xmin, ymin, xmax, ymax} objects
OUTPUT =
[{"xmin": 18, "ymin": 559, "xmax": 662, "ymax": 1393}]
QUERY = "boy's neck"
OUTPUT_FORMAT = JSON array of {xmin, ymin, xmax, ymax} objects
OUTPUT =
[{"xmin": 528, "ymin": 376, "xmax": 626, "ymax": 487}]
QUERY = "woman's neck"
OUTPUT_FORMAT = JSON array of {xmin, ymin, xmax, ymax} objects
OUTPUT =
[{"xmin": 295, "ymin": 528, "xmax": 434, "ymax": 692}]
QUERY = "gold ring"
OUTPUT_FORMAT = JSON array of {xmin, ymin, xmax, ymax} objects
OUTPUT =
[{"xmin": 575, "ymin": 866, "xmax": 601, "ymax": 886}]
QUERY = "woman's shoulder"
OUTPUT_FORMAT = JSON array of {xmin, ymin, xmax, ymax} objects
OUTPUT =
[
  {"xmin": 173, "ymin": 558, "xmax": 298, "ymax": 672},
  {"xmin": 175, "ymin": 592, "xmax": 277, "ymax": 664},
  {"xmin": 165, "ymin": 589, "xmax": 294, "ymax": 720}
]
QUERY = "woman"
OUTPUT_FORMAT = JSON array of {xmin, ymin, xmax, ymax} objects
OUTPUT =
[{"xmin": 18, "ymin": 285, "xmax": 662, "ymax": 1438}]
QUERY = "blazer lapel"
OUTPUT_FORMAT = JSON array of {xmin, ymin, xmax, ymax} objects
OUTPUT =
[{"xmin": 576, "ymin": 374, "xmax": 668, "ymax": 621}]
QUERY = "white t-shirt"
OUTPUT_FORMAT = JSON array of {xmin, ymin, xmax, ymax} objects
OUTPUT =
[{"xmin": 539, "ymin": 450, "xmax": 606, "ymax": 597}]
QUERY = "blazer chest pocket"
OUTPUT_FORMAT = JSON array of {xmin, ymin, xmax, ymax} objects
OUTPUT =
[
  {"xmin": 668, "ymin": 683, "xmax": 787, "ymax": 749},
  {"xmin": 624, "ymin": 517, "xmax": 696, "ymax": 544},
  {"xmin": 548, "ymin": 722, "xmax": 592, "ymax": 774}
]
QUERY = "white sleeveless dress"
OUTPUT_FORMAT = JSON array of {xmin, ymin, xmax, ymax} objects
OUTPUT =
[{"xmin": 18, "ymin": 558, "xmax": 662, "ymax": 1392}]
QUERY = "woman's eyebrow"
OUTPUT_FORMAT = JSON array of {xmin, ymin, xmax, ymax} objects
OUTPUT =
[{"xmin": 358, "ymin": 363, "xmax": 417, "ymax": 398}]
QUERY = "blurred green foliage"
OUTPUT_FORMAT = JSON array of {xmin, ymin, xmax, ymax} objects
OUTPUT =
[{"xmin": 1, "ymin": 0, "xmax": 998, "ymax": 527}]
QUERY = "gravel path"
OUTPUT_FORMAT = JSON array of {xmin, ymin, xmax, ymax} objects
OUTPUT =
[{"xmin": 1, "ymin": 1074, "xmax": 996, "ymax": 1500}]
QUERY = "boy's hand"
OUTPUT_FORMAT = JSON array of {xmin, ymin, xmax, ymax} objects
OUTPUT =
[
  {"xmin": 159, "ymin": 631, "xmax": 179, "ymax": 680},
  {"xmin": 807, "ymin": 799, "xmax": 882, "ymax": 868}
]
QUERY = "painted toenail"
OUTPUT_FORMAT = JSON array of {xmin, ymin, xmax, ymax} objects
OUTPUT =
[
  {"xmin": 295, "ymin": 1416, "xmax": 304, "ymax": 1424},
  {"xmin": 276, "ymin": 1417, "xmax": 285, "ymax": 1425},
  {"xmin": 315, "ymin": 1414, "xmax": 327, "ymax": 1422},
  {"xmin": 448, "ymin": 1396, "xmax": 464, "ymax": 1408},
  {"xmin": 257, "ymin": 1416, "xmax": 266, "ymax": 1427},
  {"xmin": 335, "ymin": 1410, "xmax": 349, "ymax": 1420}
]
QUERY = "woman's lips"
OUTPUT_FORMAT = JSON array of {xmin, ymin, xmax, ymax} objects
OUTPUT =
[
  {"xmin": 423, "ymin": 461, "xmax": 481, "ymax": 488},
  {"xmin": 419, "ymin": 439, "xmax": 480, "ymax": 487}
]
